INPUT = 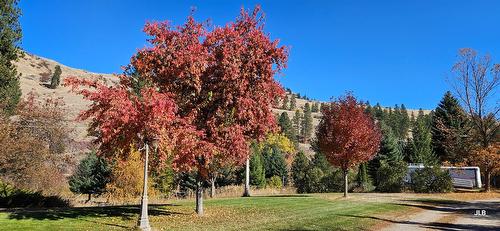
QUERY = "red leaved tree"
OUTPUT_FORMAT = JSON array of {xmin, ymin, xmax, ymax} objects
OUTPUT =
[
  {"xmin": 66, "ymin": 6, "xmax": 287, "ymax": 215},
  {"xmin": 316, "ymin": 93, "xmax": 381, "ymax": 197}
]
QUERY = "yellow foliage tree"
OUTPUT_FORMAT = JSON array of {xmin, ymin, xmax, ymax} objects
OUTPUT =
[
  {"xmin": 259, "ymin": 133, "xmax": 296, "ymax": 166},
  {"xmin": 106, "ymin": 147, "xmax": 158, "ymax": 199}
]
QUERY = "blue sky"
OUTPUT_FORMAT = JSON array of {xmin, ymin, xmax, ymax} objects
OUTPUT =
[{"xmin": 18, "ymin": 0, "xmax": 500, "ymax": 109}]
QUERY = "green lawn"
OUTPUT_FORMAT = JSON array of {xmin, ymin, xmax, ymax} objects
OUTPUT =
[{"xmin": 0, "ymin": 194, "xmax": 409, "ymax": 231}]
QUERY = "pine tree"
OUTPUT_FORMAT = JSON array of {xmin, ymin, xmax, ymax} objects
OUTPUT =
[
  {"xmin": 291, "ymin": 151, "xmax": 310, "ymax": 193},
  {"xmin": 0, "ymin": 0, "xmax": 22, "ymax": 115},
  {"xmin": 379, "ymin": 122, "xmax": 404, "ymax": 162},
  {"xmin": 292, "ymin": 109, "xmax": 302, "ymax": 138},
  {"xmin": 301, "ymin": 103, "xmax": 313, "ymax": 142},
  {"xmin": 261, "ymin": 145, "xmax": 288, "ymax": 182},
  {"xmin": 49, "ymin": 65, "xmax": 62, "ymax": 89},
  {"xmin": 278, "ymin": 112, "xmax": 297, "ymax": 144},
  {"xmin": 249, "ymin": 150, "xmax": 266, "ymax": 188},
  {"xmin": 356, "ymin": 163, "xmax": 371, "ymax": 190},
  {"xmin": 281, "ymin": 95, "xmax": 289, "ymax": 110},
  {"xmin": 69, "ymin": 151, "xmax": 112, "ymax": 202},
  {"xmin": 431, "ymin": 91, "xmax": 471, "ymax": 163},
  {"xmin": 400, "ymin": 104, "xmax": 410, "ymax": 139},
  {"xmin": 289, "ymin": 94, "xmax": 297, "ymax": 110},
  {"xmin": 368, "ymin": 122, "xmax": 402, "ymax": 187},
  {"xmin": 373, "ymin": 103, "xmax": 384, "ymax": 121},
  {"xmin": 411, "ymin": 113, "xmax": 437, "ymax": 165}
]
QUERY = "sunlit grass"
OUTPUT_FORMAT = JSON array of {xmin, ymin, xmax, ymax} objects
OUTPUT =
[{"xmin": 0, "ymin": 194, "xmax": 409, "ymax": 231}]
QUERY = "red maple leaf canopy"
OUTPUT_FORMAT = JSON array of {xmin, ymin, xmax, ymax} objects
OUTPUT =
[
  {"xmin": 316, "ymin": 93, "xmax": 381, "ymax": 171},
  {"xmin": 66, "ymin": 6, "xmax": 288, "ymax": 175}
]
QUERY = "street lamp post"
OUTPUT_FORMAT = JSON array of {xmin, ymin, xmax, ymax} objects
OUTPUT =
[{"xmin": 138, "ymin": 138, "xmax": 158, "ymax": 231}]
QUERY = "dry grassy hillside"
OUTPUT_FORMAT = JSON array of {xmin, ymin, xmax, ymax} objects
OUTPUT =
[
  {"xmin": 14, "ymin": 52, "xmax": 118, "ymax": 145},
  {"xmin": 15, "ymin": 52, "xmax": 431, "ymax": 157}
]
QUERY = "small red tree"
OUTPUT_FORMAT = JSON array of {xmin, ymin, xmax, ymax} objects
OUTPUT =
[{"xmin": 316, "ymin": 93, "xmax": 381, "ymax": 197}]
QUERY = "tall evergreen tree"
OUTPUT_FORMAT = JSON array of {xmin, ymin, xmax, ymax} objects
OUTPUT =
[
  {"xmin": 301, "ymin": 103, "xmax": 313, "ymax": 142},
  {"xmin": 292, "ymin": 109, "xmax": 302, "ymax": 138},
  {"xmin": 291, "ymin": 151, "xmax": 310, "ymax": 193},
  {"xmin": 411, "ymin": 113, "xmax": 437, "ymax": 165},
  {"xmin": 0, "ymin": 0, "xmax": 22, "ymax": 115},
  {"xmin": 431, "ymin": 91, "xmax": 471, "ymax": 163},
  {"xmin": 281, "ymin": 95, "xmax": 289, "ymax": 110},
  {"xmin": 249, "ymin": 151, "xmax": 266, "ymax": 188},
  {"xmin": 399, "ymin": 104, "xmax": 410, "ymax": 139},
  {"xmin": 278, "ymin": 112, "xmax": 297, "ymax": 144},
  {"xmin": 368, "ymin": 122, "xmax": 402, "ymax": 187},
  {"xmin": 289, "ymin": 94, "xmax": 297, "ymax": 110}
]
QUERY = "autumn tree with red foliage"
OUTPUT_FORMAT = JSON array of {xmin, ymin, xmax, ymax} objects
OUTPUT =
[
  {"xmin": 66, "ymin": 6, "xmax": 287, "ymax": 216},
  {"xmin": 316, "ymin": 93, "xmax": 381, "ymax": 197}
]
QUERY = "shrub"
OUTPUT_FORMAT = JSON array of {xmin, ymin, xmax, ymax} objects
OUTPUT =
[
  {"xmin": 377, "ymin": 160, "xmax": 408, "ymax": 192},
  {"xmin": 411, "ymin": 166, "xmax": 453, "ymax": 193},
  {"xmin": 266, "ymin": 175, "xmax": 283, "ymax": 189}
]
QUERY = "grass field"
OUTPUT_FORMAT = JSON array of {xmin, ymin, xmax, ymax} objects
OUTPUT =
[{"xmin": 0, "ymin": 194, "xmax": 410, "ymax": 231}]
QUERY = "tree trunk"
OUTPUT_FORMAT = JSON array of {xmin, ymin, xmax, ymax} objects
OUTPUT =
[
  {"xmin": 343, "ymin": 170, "xmax": 348, "ymax": 198},
  {"xmin": 485, "ymin": 170, "xmax": 491, "ymax": 192},
  {"xmin": 86, "ymin": 193, "xmax": 91, "ymax": 203},
  {"xmin": 210, "ymin": 177, "xmax": 216, "ymax": 198},
  {"xmin": 195, "ymin": 180, "xmax": 204, "ymax": 216},
  {"xmin": 243, "ymin": 157, "xmax": 251, "ymax": 197}
]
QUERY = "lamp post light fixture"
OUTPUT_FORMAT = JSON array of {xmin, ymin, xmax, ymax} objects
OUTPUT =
[{"xmin": 138, "ymin": 136, "xmax": 159, "ymax": 231}]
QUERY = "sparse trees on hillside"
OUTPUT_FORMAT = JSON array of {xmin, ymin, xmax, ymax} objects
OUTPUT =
[
  {"xmin": 316, "ymin": 93, "xmax": 381, "ymax": 197},
  {"xmin": 0, "ymin": 0, "xmax": 22, "ymax": 115}
]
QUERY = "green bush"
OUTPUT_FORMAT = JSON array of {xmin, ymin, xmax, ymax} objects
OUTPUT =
[
  {"xmin": 411, "ymin": 166, "xmax": 453, "ymax": 193},
  {"xmin": 266, "ymin": 175, "xmax": 283, "ymax": 189},
  {"xmin": 376, "ymin": 160, "xmax": 408, "ymax": 192}
]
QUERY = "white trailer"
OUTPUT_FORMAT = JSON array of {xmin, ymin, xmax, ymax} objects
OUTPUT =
[{"xmin": 405, "ymin": 163, "xmax": 482, "ymax": 189}]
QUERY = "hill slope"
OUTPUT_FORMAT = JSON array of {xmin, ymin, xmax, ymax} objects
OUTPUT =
[{"xmin": 14, "ymin": 52, "xmax": 430, "ymax": 156}]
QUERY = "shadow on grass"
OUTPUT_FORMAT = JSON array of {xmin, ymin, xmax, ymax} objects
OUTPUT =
[
  {"xmin": 254, "ymin": 194, "xmax": 311, "ymax": 198},
  {"xmin": 4, "ymin": 203, "xmax": 187, "ymax": 228}
]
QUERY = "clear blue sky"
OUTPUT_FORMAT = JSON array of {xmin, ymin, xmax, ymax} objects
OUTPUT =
[{"xmin": 18, "ymin": 0, "xmax": 500, "ymax": 109}]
